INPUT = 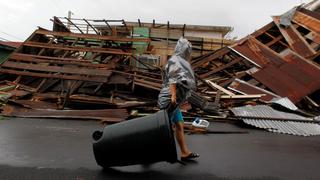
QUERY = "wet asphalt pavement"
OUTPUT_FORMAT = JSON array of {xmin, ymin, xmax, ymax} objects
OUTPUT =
[{"xmin": 0, "ymin": 117, "xmax": 319, "ymax": 180}]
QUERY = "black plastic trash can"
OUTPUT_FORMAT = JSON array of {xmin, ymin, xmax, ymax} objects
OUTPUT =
[{"xmin": 92, "ymin": 110, "xmax": 178, "ymax": 167}]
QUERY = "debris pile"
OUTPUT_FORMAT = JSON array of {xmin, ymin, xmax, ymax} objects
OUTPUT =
[
  {"xmin": 0, "ymin": 2, "xmax": 319, "ymax": 136},
  {"xmin": 0, "ymin": 17, "xmax": 233, "ymax": 122},
  {"xmin": 0, "ymin": 27, "xmax": 156, "ymax": 123},
  {"xmin": 192, "ymin": 4, "xmax": 320, "ymax": 115}
]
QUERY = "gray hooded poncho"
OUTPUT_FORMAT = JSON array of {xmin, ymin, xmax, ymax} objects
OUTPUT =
[{"xmin": 158, "ymin": 37, "xmax": 196, "ymax": 109}]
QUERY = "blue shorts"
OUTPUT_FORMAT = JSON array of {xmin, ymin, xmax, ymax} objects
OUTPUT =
[{"xmin": 169, "ymin": 108, "xmax": 184, "ymax": 123}]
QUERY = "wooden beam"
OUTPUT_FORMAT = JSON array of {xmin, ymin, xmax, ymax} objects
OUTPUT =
[
  {"xmin": 220, "ymin": 94, "xmax": 265, "ymax": 99},
  {"xmin": 293, "ymin": 10, "xmax": 320, "ymax": 34},
  {"xmin": 2, "ymin": 61, "xmax": 112, "ymax": 77},
  {"xmin": 35, "ymin": 29, "xmax": 150, "ymax": 42},
  {"xmin": 0, "ymin": 69, "xmax": 109, "ymax": 83},
  {"xmin": 10, "ymin": 53, "xmax": 112, "ymax": 68},
  {"xmin": 200, "ymin": 57, "xmax": 243, "ymax": 78},
  {"xmin": 214, "ymin": 90, "xmax": 222, "ymax": 104},
  {"xmin": 266, "ymin": 35, "xmax": 283, "ymax": 47},
  {"xmin": 251, "ymin": 22, "xmax": 275, "ymax": 38},
  {"xmin": 192, "ymin": 47, "xmax": 230, "ymax": 68},
  {"xmin": 205, "ymin": 80, "xmax": 235, "ymax": 96}
]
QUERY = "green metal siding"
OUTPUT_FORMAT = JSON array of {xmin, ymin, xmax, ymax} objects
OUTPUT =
[
  {"xmin": 133, "ymin": 27, "xmax": 149, "ymax": 54},
  {"xmin": 0, "ymin": 49, "xmax": 12, "ymax": 64}
]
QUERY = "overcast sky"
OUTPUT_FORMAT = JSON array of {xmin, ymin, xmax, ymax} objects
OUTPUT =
[{"xmin": 0, "ymin": 0, "xmax": 313, "ymax": 41}]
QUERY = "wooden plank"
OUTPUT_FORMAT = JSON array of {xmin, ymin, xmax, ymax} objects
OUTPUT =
[
  {"xmin": 228, "ymin": 78, "xmax": 279, "ymax": 102},
  {"xmin": 251, "ymin": 22, "xmax": 276, "ymax": 38},
  {"xmin": 35, "ymin": 29, "xmax": 150, "ymax": 42},
  {"xmin": 214, "ymin": 90, "xmax": 222, "ymax": 104},
  {"xmin": 218, "ymin": 71, "xmax": 247, "ymax": 87},
  {"xmin": 10, "ymin": 53, "xmax": 113, "ymax": 68},
  {"xmin": 0, "ymin": 69, "xmax": 109, "ymax": 83},
  {"xmin": 305, "ymin": 32, "xmax": 320, "ymax": 44},
  {"xmin": 266, "ymin": 35, "xmax": 283, "ymax": 47},
  {"xmin": 220, "ymin": 94, "xmax": 265, "ymax": 99},
  {"xmin": 113, "ymin": 70, "xmax": 163, "ymax": 83},
  {"xmin": 293, "ymin": 10, "xmax": 320, "ymax": 34},
  {"xmin": 200, "ymin": 57, "xmax": 243, "ymax": 78},
  {"xmin": 12, "ymin": 53, "xmax": 101, "ymax": 63},
  {"xmin": 192, "ymin": 47, "xmax": 230, "ymax": 68},
  {"xmin": 134, "ymin": 81, "xmax": 161, "ymax": 91},
  {"xmin": 205, "ymin": 80, "xmax": 235, "ymax": 96},
  {"xmin": 23, "ymin": 41, "xmax": 132, "ymax": 55},
  {"xmin": 2, "ymin": 61, "xmax": 112, "ymax": 77},
  {"xmin": 1, "ymin": 105, "xmax": 128, "ymax": 122},
  {"xmin": 9, "ymin": 99, "xmax": 57, "ymax": 109}
]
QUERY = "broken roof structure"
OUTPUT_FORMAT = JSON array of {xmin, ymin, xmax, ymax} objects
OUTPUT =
[
  {"xmin": 0, "ymin": 16, "xmax": 233, "ymax": 122},
  {"xmin": 193, "ymin": 3, "xmax": 320, "ymax": 114},
  {"xmin": 52, "ymin": 17, "xmax": 234, "ymax": 64}
]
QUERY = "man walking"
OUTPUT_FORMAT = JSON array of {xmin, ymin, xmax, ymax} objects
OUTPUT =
[{"xmin": 158, "ymin": 37, "xmax": 200, "ymax": 161}]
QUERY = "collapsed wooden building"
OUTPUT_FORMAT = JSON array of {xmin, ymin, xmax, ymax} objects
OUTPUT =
[
  {"xmin": 0, "ymin": 1, "xmax": 319, "ymax": 129},
  {"xmin": 0, "ymin": 17, "xmax": 233, "ymax": 122}
]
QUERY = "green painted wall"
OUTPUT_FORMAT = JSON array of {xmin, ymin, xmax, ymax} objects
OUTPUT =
[{"xmin": 132, "ymin": 27, "xmax": 149, "ymax": 54}]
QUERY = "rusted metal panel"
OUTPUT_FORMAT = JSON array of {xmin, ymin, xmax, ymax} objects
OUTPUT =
[
  {"xmin": 279, "ymin": 49, "xmax": 320, "ymax": 90},
  {"xmin": 273, "ymin": 16, "xmax": 316, "ymax": 58},
  {"xmin": 232, "ymin": 37, "xmax": 285, "ymax": 67},
  {"xmin": 248, "ymin": 64, "xmax": 312, "ymax": 103}
]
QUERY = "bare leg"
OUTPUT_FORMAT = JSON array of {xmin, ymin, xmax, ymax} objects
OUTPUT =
[{"xmin": 175, "ymin": 122, "xmax": 192, "ymax": 157}]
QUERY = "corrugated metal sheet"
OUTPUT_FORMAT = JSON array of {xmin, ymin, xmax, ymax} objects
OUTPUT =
[
  {"xmin": 270, "ymin": 97, "xmax": 298, "ymax": 111},
  {"xmin": 231, "ymin": 105, "xmax": 320, "ymax": 136}
]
